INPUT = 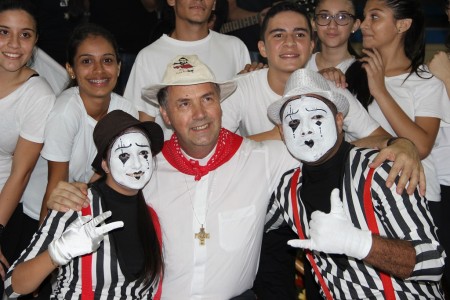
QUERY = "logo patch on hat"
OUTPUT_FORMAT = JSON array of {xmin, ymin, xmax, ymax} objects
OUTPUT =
[{"xmin": 172, "ymin": 57, "xmax": 194, "ymax": 73}]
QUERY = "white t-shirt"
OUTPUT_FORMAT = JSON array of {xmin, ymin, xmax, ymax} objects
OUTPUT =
[
  {"xmin": 32, "ymin": 47, "xmax": 69, "ymax": 96},
  {"xmin": 306, "ymin": 52, "xmax": 356, "ymax": 73},
  {"xmin": 432, "ymin": 124, "xmax": 450, "ymax": 186},
  {"xmin": 0, "ymin": 76, "xmax": 55, "ymax": 192},
  {"xmin": 124, "ymin": 30, "xmax": 251, "ymax": 140},
  {"xmin": 145, "ymin": 138, "xmax": 298, "ymax": 299},
  {"xmin": 41, "ymin": 87, "xmax": 138, "ymax": 184},
  {"xmin": 221, "ymin": 68, "xmax": 379, "ymax": 140},
  {"xmin": 368, "ymin": 67, "xmax": 450, "ymax": 201}
]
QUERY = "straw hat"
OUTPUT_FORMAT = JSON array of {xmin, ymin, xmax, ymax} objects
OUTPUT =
[{"xmin": 141, "ymin": 55, "xmax": 237, "ymax": 106}]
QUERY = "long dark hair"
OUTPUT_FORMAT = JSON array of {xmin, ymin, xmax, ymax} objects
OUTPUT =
[
  {"xmin": 66, "ymin": 23, "xmax": 121, "ymax": 87},
  {"xmin": 99, "ymin": 128, "xmax": 163, "ymax": 286},
  {"xmin": 346, "ymin": 0, "xmax": 429, "ymax": 108},
  {"xmin": 383, "ymin": 0, "xmax": 426, "ymax": 77}
]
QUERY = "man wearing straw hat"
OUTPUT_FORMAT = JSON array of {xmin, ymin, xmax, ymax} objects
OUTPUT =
[
  {"xmin": 265, "ymin": 68, "xmax": 445, "ymax": 299},
  {"xmin": 46, "ymin": 54, "xmax": 298, "ymax": 300}
]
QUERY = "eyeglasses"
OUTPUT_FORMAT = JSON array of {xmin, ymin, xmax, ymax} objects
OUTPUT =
[{"xmin": 315, "ymin": 13, "xmax": 355, "ymax": 26}]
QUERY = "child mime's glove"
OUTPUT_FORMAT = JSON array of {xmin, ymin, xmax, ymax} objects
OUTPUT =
[
  {"xmin": 48, "ymin": 211, "xmax": 123, "ymax": 266},
  {"xmin": 288, "ymin": 188, "xmax": 373, "ymax": 260}
]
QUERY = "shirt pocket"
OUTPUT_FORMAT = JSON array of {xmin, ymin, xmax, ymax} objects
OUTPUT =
[{"xmin": 219, "ymin": 205, "xmax": 256, "ymax": 252}]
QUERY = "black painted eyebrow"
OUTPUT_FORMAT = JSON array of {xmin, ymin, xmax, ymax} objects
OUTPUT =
[
  {"xmin": 114, "ymin": 143, "xmax": 132, "ymax": 152},
  {"xmin": 135, "ymin": 143, "xmax": 150, "ymax": 148}
]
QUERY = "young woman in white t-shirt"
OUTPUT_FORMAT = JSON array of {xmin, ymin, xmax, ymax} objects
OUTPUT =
[
  {"xmin": 345, "ymin": 1, "xmax": 450, "ymax": 289},
  {"xmin": 429, "ymin": 0, "xmax": 450, "ymax": 292},
  {"xmin": 0, "ymin": 0, "xmax": 55, "ymax": 287},
  {"xmin": 39, "ymin": 23, "xmax": 138, "ymax": 223},
  {"xmin": 307, "ymin": 0, "xmax": 360, "ymax": 74}
]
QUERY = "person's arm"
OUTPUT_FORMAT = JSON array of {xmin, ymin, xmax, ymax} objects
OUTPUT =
[
  {"xmin": 247, "ymin": 126, "xmax": 281, "ymax": 142},
  {"xmin": 361, "ymin": 49, "xmax": 441, "ymax": 159},
  {"xmin": 290, "ymin": 182, "xmax": 445, "ymax": 280},
  {"xmin": 0, "ymin": 138, "xmax": 42, "ymax": 228},
  {"xmin": 40, "ymin": 161, "xmax": 69, "ymax": 224},
  {"xmin": 354, "ymin": 127, "xmax": 425, "ymax": 196},
  {"xmin": 10, "ymin": 250, "xmax": 57, "ymax": 295},
  {"xmin": 0, "ymin": 138, "xmax": 42, "ymax": 278},
  {"xmin": 428, "ymin": 51, "xmax": 450, "ymax": 96},
  {"xmin": 47, "ymin": 181, "xmax": 89, "ymax": 213},
  {"xmin": 4, "ymin": 209, "xmax": 73, "ymax": 296},
  {"xmin": 8, "ymin": 210, "xmax": 122, "ymax": 296},
  {"xmin": 364, "ymin": 235, "xmax": 415, "ymax": 279},
  {"xmin": 138, "ymin": 111, "xmax": 156, "ymax": 122}
]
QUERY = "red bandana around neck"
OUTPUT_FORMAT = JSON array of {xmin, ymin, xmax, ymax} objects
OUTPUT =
[{"xmin": 162, "ymin": 128, "xmax": 243, "ymax": 181}]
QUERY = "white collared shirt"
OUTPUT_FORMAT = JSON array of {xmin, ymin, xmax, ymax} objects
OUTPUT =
[{"xmin": 144, "ymin": 138, "xmax": 298, "ymax": 299}]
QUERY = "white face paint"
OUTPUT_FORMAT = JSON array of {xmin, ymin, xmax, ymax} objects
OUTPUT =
[
  {"xmin": 282, "ymin": 97, "xmax": 337, "ymax": 162},
  {"xmin": 109, "ymin": 132, "xmax": 152, "ymax": 190}
]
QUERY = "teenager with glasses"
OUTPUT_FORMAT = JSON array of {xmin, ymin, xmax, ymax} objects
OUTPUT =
[{"xmin": 306, "ymin": 0, "xmax": 360, "ymax": 76}]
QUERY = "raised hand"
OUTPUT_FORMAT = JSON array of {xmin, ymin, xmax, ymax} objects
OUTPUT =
[
  {"xmin": 288, "ymin": 189, "xmax": 373, "ymax": 260},
  {"xmin": 48, "ymin": 211, "xmax": 123, "ymax": 266}
]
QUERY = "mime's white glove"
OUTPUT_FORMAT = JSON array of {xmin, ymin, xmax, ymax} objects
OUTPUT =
[
  {"xmin": 288, "ymin": 188, "xmax": 373, "ymax": 260},
  {"xmin": 48, "ymin": 211, "xmax": 123, "ymax": 266}
]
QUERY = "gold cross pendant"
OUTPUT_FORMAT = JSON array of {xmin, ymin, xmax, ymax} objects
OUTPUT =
[{"xmin": 195, "ymin": 225, "xmax": 210, "ymax": 246}]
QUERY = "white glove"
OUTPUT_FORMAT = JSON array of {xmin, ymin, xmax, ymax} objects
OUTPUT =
[
  {"xmin": 48, "ymin": 211, "xmax": 123, "ymax": 266},
  {"xmin": 288, "ymin": 188, "xmax": 373, "ymax": 260}
]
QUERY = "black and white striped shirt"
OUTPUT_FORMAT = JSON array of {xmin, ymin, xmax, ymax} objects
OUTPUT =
[
  {"xmin": 5, "ymin": 187, "xmax": 160, "ymax": 299},
  {"xmin": 266, "ymin": 147, "xmax": 446, "ymax": 299}
]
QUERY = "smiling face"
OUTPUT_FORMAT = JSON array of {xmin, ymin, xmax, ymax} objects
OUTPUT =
[
  {"xmin": 0, "ymin": 9, "xmax": 37, "ymax": 74},
  {"xmin": 66, "ymin": 35, "xmax": 120, "ymax": 102},
  {"xmin": 160, "ymin": 82, "xmax": 222, "ymax": 159},
  {"xmin": 104, "ymin": 131, "xmax": 153, "ymax": 194},
  {"xmin": 281, "ymin": 96, "xmax": 337, "ymax": 163},
  {"xmin": 258, "ymin": 10, "xmax": 314, "ymax": 76},
  {"xmin": 314, "ymin": 0, "xmax": 360, "ymax": 49}
]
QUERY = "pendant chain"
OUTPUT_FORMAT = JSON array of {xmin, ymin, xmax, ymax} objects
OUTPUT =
[{"xmin": 184, "ymin": 173, "xmax": 214, "ymax": 245}]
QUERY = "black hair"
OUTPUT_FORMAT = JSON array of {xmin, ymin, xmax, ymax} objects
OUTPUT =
[
  {"xmin": 66, "ymin": 23, "xmax": 121, "ymax": 87},
  {"xmin": 346, "ymin": 0, "xmax": 430, "ymax": 108},
  {"xmin": 260, "ymin": 1, "xmax": 313, "ymax": 41},
  {"xmin": 0, "ymin": 0, "xmax": 38, "ymax": 33},
  {"xmin": 345, "ymin": 60, "xmax": 372, "ymax": 109},
  {"xmin": 313, "ymin": 0, "xmax": 361, "ymax": 58},
  {"xmin": 382, "ymin": 0, "xmax": 427, "ymax": 78},
  {"xmin": 99, "ymin": 127, "xmax": 163, "ymax": 285}
]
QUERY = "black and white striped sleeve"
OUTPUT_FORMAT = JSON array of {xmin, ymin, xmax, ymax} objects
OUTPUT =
[
  {"xmin": 371, "ymin": 164, "xmax": 446, "ymax": 282},
  {"xmin": 4, "ymin": 209, "xmax": 79, "ymax": 297}
]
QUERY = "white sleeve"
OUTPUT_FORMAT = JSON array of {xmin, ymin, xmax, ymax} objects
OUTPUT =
[
  {"xmin": 41, "ymin": 103, "xmax": 81, "ymax": 162},
  {"xmin": 17, "ymin": 80, "xmax": 55, "ymax": 143},
  {"xmin": 124, "ymin": 50, "xmax": 159, "ymax": 118},
  {"xmin": 413, "ymin": 75, "xmax": 450, "ymax": 123},
  {"xmin": 238, "ymin": 40, "xmax": 251, "ymax": 66},
  {"xmin": 221, "ymin": 86, "xmax": 244, "ymax": 133},
  {"xmin": 343, "ymin": 91, "xmax": 380, "ymax": 141}
]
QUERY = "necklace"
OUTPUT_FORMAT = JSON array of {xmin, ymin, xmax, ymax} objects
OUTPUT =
[{"xmin": 184, "ymin": 176, "xmax": 211, "ymax": 246}]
